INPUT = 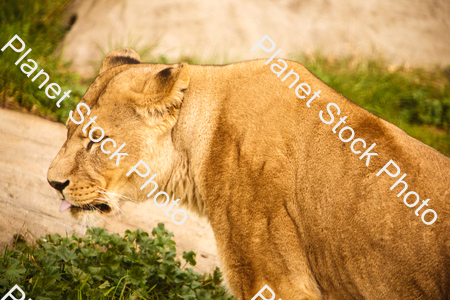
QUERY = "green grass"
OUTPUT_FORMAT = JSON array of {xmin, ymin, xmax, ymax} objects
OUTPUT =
[
  {"xmin": 0, "ymin": 0, "xmax": 86, "ymax": 122},
  {"xmin": 1, "ymin": 0, "xmax": 450, "ymax": 158}
]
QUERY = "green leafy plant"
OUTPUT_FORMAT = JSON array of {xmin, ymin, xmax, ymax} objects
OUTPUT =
[{"xmin": 0, "ymin": 223, "xmax": 235, "ymax": 300}]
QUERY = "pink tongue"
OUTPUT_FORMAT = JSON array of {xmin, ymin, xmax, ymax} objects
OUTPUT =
[{"xmin": 59, "ymin": 200, "xmax": 72, "ymax": 212}]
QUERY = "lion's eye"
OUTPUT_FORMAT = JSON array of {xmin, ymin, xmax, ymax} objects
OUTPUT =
[{"xmin": 87, "ymin": 140, "xmax": 94, "ymax": 151}]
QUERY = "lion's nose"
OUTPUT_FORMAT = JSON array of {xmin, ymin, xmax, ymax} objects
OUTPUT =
[{"xmin": 48, "ymin": 180, "xmax": 70, "ymax": 193}]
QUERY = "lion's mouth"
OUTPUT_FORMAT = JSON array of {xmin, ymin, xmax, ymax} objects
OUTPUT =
[
  {"xmin": 72, "ymin": 203, "xmax": 112, "ymax": 213},
  {"xmin": 59, "ymin": 199, "xmax": 112, "ymax": 214}
]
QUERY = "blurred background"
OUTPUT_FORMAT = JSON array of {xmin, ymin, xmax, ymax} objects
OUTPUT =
[
  {"xmin": 1, "ymin": 0, "xmax": 450, "ymax": 152},
  {"xmin": 0, "ymin": 0, "xmax": 449, "ymax": 289}
]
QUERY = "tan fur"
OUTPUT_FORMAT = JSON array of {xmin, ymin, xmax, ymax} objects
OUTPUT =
[{"xmin": 48, "ymin": 49, "xmax": 450, "ymax": 299}]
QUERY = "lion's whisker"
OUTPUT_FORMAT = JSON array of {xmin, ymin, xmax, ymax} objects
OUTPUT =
[
  {"xmin": 95, "ymin": 194, "xmax": 121, "ymax": 211},
  {"xmin": 93, "ymin": 187, "xmax": 125, "ymax": 222},
  {"xmin": 97, "ymin": 189, "xmax": 137, "ymax": 203}
]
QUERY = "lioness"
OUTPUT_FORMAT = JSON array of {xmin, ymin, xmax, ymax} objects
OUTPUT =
[{"xmin": 47, "ymin": 48, "xmax": 450, "ymax": 299}]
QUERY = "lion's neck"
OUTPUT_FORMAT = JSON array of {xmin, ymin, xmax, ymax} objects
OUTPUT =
[{"xmin": 163, "ymin": 150, "xmax": 207, "ymax": 218}]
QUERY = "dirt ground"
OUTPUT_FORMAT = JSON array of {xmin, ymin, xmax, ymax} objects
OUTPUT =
[{"xmin": 0, "ymin": 107, "xmax": 219, "ymax": 274}]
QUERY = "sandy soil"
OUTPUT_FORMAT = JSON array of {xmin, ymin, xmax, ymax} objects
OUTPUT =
[{"xmin": 0, "ymin": 107, "xmax": 219, "ymax": 274}]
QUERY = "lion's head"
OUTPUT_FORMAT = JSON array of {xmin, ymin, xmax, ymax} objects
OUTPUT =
[{"xmin": 47, "ymin": 48, "xmax": 192, "ymax": 225}]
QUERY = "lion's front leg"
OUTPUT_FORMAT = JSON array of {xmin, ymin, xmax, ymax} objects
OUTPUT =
[
  {"xmin": 222, "ymin": 260, "xmax": 323, "ymax": 300},
  {"xmin": 214, "ymin": 221, "xmax": 323, "ymax": 300}
]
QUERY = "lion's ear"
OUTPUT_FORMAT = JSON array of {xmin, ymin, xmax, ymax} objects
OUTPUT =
[
  {"xmin": 133, "ymin": 63, "xmax": 190, "ymax": 112},
  {"xmin": 152, "ymin": 62, "xmax": 190, "ymax": 103},
  {"xmin": 99, "ymin": 48, "xmax": 141, "ymax": 75}
]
